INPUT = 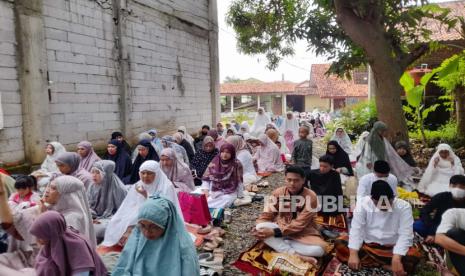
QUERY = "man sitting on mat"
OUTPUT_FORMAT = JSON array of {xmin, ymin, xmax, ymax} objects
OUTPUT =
[
  {"xmin": 414, "ymin": 175, "xmax": 465, "ymax": 243},
  {"xmin": 252, "ymin": 166, "xmax": 328, "ymax": 263},
  {"xmin": 435, "ymin": 208, "xmax": 465, "ymax": 275},
  {"xmin": 357, "ymin": 160, "xmax": 398, "ymax": 199},
  {"xmin": 335, "ymin": 180, "xmax": 420, "ymax": 275},
  {"xmin": 307, "ymin": 155, "xmax": 346, "ymax": 231}
]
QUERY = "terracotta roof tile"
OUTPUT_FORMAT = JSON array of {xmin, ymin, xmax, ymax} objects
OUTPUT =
[
  {"xmin": 220, "ymin": 81, "xmax": 297, "ymax": 95},
  {"xmin": 310, "ymin": 64, "xmax": 368, "ymax": 98},
  {"xmin": 295, "ymin": 80, "xmax": 318, "ymax": 95},
  {"xmin": 425, "ymin": 1, "xmax": 465, "ymax": 42}
]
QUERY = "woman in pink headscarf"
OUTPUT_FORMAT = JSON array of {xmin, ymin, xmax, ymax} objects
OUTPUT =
[
  {"xmin": 254, "ymin": 134, "xmax": 285, "ymax": 175},
  {"xmin": 207, "ymin": 129, "xmax": 226, "ymax": 150},
  {"xmin": 160, "ymin": 148, "xmax": 195, "ymax": 193},
  {"xmin": 77, "ymin": 141, "xmax": 101, "ymax": 173},
  {"xmin": 284, "ymin": 130, "xmax": 295, "ymax": 154},
  {"xmin": 30, "ymin": 211, "xmax": 107, "ymax": 276}
]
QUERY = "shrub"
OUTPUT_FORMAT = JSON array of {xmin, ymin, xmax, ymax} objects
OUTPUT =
[
  {"xmin": 221, "ymin": 112, "xmax": 254, "ymax": 126},
  {"xmin": 409, "ymin": 120, "xmax": 459, "ymax": 147},
  {"xmin": 326, "ymin": 100, "xmax": 378, "ymax": 139}
]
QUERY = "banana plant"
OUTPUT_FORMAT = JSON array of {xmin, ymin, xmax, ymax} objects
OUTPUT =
[{"xmin": 399, "ymin": 71, "xmax": 440, "ymax": 145}]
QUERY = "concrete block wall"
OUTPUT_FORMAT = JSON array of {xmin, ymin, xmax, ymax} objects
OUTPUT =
[
  {"xmin": 0, "ymin": 1, "xmax": 25, "ymax": 164},
  {"xmin": 0, "ymin": 0, "xmax": 218, "ymax": 164},
  {"xmin": 125, "ymin": 1, "xmax": 212, "ymax": 135},
  {"xmin": 43, "ymin": 0, "xmax": 120, "ymax": 148}
]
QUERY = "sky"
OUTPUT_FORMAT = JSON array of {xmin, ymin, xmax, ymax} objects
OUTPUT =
[
  {"xmin": 217, "ymin": 0, "xmax": 453, "ymax": 83},
  {"xmin": 217, "ymin": 0, "xmax": 327, "ymax": 83}
]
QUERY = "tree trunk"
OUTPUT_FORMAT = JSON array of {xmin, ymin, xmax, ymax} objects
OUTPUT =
[
  {"xmin": 333, "ymin": 0, "xmax": 409, "ymax": 142},
  {"xmin": 370, "ymin": 61, "xmax": 409, "ymax": 143},
  {"xmin": 456, "ymin": 86, "xmax": 465, "ymax": 140}
]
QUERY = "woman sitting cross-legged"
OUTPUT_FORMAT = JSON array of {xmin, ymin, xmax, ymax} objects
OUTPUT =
[
  {"xmin": 0, "ymin": 175, "xmax": 96, "ymax": 274},
  {"xmin": 99, "ymin": 160, "xmax": 181, "ymax": 252},
  {"xmin": 125, "ymin": 139, "xmax": 160, "ymax": 184},
  {"xmin": 254, "ymin": 134, "xmax": 285, "ymax": 176},
  {"xmin": 190, "ymin": 136, "xmax": 219, "ymax": 186},
  {"xmin": 112, "ymin": 195, "xmax": 199, "ymax": 276},
  {"xmin": 226, "ymin": 135, "xmax": 260, "ymax": 187},
  {"xmin": 418, "ymin": 143, "xmax": 464, "ymax": 197},
  {"xmin": 29, "ymin": 211, "xmax": 107, "ymax": 276},
  {"xmin": 55, "ymin": 152, "xmax": 94, "ymax": 190},
  {"xmin": 103, "ymin": 139, "xmax": 132, "ymax": 182},
  {"xmin": 196, "ymin": 144, "xmax": 243, "ymax": 209},
  {"xmin": 160, "ymin": 148, "xmax": 195, "ymax": 193},
  {"xmin": 88, "ymin": 160, "xmax": 128, "ymax": 239}
]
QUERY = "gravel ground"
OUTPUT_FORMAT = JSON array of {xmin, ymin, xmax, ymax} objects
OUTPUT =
[
  {"xmin": 222, "ymin": 172, "xmax": 284, "ymax": 275},
  {"xmin": 220, "ymin": 141, "xmax": 327, "ymax": 275},
  {"xmin": 217, "ymin": 140, "xmax": 445, "ymax": 275}
]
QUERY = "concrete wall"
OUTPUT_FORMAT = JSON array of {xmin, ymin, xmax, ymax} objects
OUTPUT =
[
  {"xmin": 0, "ymin": 0, "xmax": 219, "ymax": 165},
  {"xmin": 305, "ymin": 95, "xmax": 330, "ymax": 112},
  {"xmin": 0, "ymin": 0, "xmax": 24, "ymax": 164}
]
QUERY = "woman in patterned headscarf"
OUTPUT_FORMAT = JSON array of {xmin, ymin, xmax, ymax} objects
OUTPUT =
[
  {"xmin": 198, "ymin": 144, "xmax": 243, "ymax": 208},
  {"xmin": 190, "ymin": 137, "xmax": 219, "ymax": 186}
]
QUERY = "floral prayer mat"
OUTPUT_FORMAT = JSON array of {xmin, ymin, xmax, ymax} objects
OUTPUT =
[
  {"xmin": 322, "ymin": 257, "xmax": 392, "ymax": 276},
  {"xmin": 233, "ymin": 242, "xmax": 333, "ymax": 276}
]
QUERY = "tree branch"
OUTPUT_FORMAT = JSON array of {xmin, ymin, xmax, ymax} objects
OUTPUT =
[
  {"xmin": 399, "ymin": 43, "xmax": 430, "ymax": 70},
  {"xmin": 333, "ymin": 0, "xmax": 393, "ymax": 65}
]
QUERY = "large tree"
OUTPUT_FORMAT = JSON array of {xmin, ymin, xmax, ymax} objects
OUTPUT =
[{"xmin": 227, "ymin": 0, "xmax": 455, "ymax": 141}]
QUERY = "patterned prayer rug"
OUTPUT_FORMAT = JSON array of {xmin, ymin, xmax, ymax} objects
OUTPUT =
[{"xmin": 233, "ymin": 242, "xmax": 333, "ymax": 276}]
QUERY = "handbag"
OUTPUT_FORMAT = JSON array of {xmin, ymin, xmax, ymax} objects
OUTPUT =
[{"xmin": 178, "ymin": 192, "xmax": 211, "ymax": 226}]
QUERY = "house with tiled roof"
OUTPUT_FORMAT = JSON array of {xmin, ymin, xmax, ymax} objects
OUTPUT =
[
  {"xmin": 220, "ymin": 81, "xmax": 300, "ymax": 115},
  {"xmin": 405, "ymin": 0, "xmax": 465, "ymax": 126},
  {"xmin": 306, "ymin": 64, "xmax": 368, "ymax": 110},
  {"xmin": 219, "ymin": 66, "xmax": 369, "ymax": 114}
]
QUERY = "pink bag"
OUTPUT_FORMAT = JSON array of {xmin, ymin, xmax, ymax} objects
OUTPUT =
[{"xmin": 178, "ymin": 192, "xmax": 211, "ymax": 226}]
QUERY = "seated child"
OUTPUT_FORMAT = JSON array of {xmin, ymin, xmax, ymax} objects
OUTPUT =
[{"xmin": 8, "ymin": 175, "xmax": 40, "ymax": 210}]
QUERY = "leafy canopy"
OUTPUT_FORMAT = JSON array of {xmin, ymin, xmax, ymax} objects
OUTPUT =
[{"xmin": 226, "ymin": 0, "xmax": 455, "ymax": 78}]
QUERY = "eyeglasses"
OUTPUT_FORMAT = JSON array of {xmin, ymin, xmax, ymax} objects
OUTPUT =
[{"xmin": 137, "ymin": 222, "xmax": 160, "ymax": 232}]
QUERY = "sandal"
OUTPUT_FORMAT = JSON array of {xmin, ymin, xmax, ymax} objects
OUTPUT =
[
  {"xmin": 200, "ymin": 248, "xmax": 224, "ymax": 270},
  {"xmin": 199, "ymin": 267, "xmax": 220, "ymax": 276},
  {"xmin": 203, "ymin": 239, "xmax": 221, "ymax": 251},
  {"xmin": 257, "ymin": 181, "xmax": 269, "ymax": 187},
  {"xmin": 204, "ymin": 233, "xmax": 223, "ymax": 243},
  {"xmin": 251, "ymin": 185, "xmax": 259, "ymax": 193},
  {"xmin": 198, "ymin": 252, "xmax": 214, "ymax": 261},
  {"xmin": 212, "ymin": 227, "xmax": 225, "ymax": 236},
  {"xmin": 197, "ymin": 225, "xmax": 213, "ymax": 234}
]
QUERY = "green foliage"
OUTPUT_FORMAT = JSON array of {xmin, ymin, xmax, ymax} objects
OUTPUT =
[
  {"xmin": 223, "ymin": 76, "xmax": 241, "ymax": 83},
  {"xmin": 226, "ymin": 0, "xmax": 455, "ymax": 77},
  {"xmin": 431, "ymin": 52, "xmax": 465, "ymax": 139},
  {"xmin": 409, "ymin": 120, "xmax": 457, "ymax": 146},
  {"xmin": 399, "ymin": 72, "xmax": 440, "ymax": 144},
  {"xmin": 326, "ymin": 101, "xmax": 377, "ymax": 136},
  {"xmin": 221, "ymin": 112, "xmax": 253, "ymax": 126},
  {"xmin": 433, "ymin": 52, "xmax": 465, "ymax": 108}
]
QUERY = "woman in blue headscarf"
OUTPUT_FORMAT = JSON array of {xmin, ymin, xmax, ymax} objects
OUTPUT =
[
  {"xmin": 112, "ymin": 195, "xmax": 199, "ymax": 276},
  {"xmin": 147, "ymin": 129, "xmax": 164, "ymax": 156}
]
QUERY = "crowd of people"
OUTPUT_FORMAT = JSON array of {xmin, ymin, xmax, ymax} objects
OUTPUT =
[{"xmin": 0, "ymin": 107, "xmax": 464, "ymax": 275}]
